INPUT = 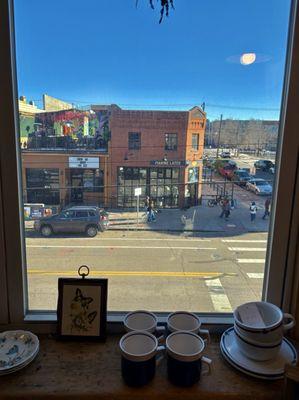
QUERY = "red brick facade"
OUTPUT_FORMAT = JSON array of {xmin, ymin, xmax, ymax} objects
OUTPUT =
[{"xmin": 108, "ymin": 106, "xmax": 206, "ymax": 208}]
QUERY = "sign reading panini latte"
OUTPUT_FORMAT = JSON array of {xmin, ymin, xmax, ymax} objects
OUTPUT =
[{"xmin": 150, "ymin": 160, "xmax": 187, "ymax": 167}]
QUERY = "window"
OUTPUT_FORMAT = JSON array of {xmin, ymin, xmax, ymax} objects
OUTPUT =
[
  {"xmin": 75, "ymin": 211, "xmax": 88, "ymax": 218},
  {"xmin": 1, "ymin": 0, "xmax": 299, "ymax": 327},
  {"xmin": 192, "ymin": 134, "xmax": 199, "ymax": 150},
  {"xmin": 128, "ymin": 132, "xmax": 141, "ymax": 150},
  {"xmin": 165, "ymin": 133, "xmax": 178, "ymax": 151},
  {"xmin": 62, "ymin": 210, "xmax": 75, "ymax": 218},
  {"xmin": 26, "ymin": 168, "xmax": 60, "ymax": 205}
]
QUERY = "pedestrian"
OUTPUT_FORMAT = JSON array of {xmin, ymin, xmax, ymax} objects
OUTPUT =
[
  {"xmin": 145, "ymin": 196, "xmax": 150, "ymax": 211},
  {"xmin": 219, "ymin": 197, "xmax": 228, "ymax": 218},
  {"xmin": 250, "ymin": 201, "xmax": 258, "ymax": 223},
  {"xmin": 224, "ymin": 201, "xmax": 231, "ymax": 221},
  {"xmin": 147, "ymin": 202, "xmax": 152, "ymax": 223},
  {"xmin": 150, "ymin": 199, "xmax": 156, "ymax": 222},
  {"xmin": 262, "ymin": 198, "xmax": 271, "ymax": 220}
]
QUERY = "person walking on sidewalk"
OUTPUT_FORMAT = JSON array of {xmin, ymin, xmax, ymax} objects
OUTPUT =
[
  {"xmin": 147, "ymin": 199, "xmax": 156, "ymax": 223},
  {"xmin": 250, "ymin": 201, "xmax": 258, "ymax": 223},
  {"xmin": 262, "ymin": 198, "xmax": 271, "ymax": 220},
  {"xmin": 219, "ymin": 197, "xmax": 229, "ymax": 218},
  {"xmin": 224, "ymin": 200, "xmax": 231, "ymax": 221}
]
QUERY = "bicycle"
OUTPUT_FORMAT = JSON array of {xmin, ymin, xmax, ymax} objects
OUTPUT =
[{"xmin": 207, "ymin": 196, "xmax": 225, "ymax": 207}]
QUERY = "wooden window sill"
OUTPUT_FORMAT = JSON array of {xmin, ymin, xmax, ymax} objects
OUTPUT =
[{"xmin": 0, "ymin": 334, "xmax": 286, "ymax": 399}]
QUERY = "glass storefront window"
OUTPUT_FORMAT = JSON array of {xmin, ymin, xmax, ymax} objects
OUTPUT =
[{"xmin": 26, "ymin": 168, "xmax": 60, "ymax": 205}]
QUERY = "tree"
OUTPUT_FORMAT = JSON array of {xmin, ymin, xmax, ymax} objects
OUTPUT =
[{"xmin": 136, "ymin": 0, "xmax": 175, "ymax": 23}]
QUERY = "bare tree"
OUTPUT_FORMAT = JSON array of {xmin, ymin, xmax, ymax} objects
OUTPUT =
[{"xmin": 136, "ymin": 0, "xmax": 175, "ymax": 23}]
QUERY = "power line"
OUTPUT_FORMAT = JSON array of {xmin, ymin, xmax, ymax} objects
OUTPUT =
[{"xmin": 29, "ymin": 99, "xmax": 281, "ymax": 112}]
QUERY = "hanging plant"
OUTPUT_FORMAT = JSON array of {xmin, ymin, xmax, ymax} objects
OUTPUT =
[{"xmin": 136, "ymin": 0, "xmax": 175, "ymax": 23}]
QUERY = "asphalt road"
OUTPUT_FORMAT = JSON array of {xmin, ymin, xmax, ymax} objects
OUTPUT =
[{"xmin": 26, "ymin": 230, "xmax": 267, "ymax": 312}]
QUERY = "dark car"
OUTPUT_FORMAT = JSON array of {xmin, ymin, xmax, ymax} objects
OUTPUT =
[
  {"xmin": 220, "ymin": 151, "xmax": 231, "ymax": 158},
  {"xmin": 232, "ymin": 169, "xmax": 252, "ymax": 186},
  {"xmin": 254, "ymin": 159, "xmax": 274, "ymax": 171},
  {"xmin": 34, "ymin": 206, "xmax": 109, "ymax": 237}
]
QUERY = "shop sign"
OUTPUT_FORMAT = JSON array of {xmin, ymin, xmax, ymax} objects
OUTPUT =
[
  {"xmin": 150, "ymin": 160, "xmax": 187, "ymax": 167},
  {"xmin": 69, "ymin": 157, "xmax": 99, "ymax": 169},
  {"xmin": 134, "ymin": 187, "xmax": 142, "ymax": 196}
]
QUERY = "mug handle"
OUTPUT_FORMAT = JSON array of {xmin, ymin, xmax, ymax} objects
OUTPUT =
[
  {"xmin": 199, "ymin": 328, "xmax": 211, "ymax": 344},
  {"xmin": 156, "ymin": 345, "xmax": 165, "ymax": 366},
  {"xmin": 283, "ymin": 313, "xmax": 295, "ymax": 331},
  {"xmin": 201, "ymin": 356, "xmax": 212, "ymax": 376}
]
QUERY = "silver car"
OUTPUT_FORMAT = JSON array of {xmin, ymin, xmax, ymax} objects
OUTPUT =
[{"xmin": 246, "ymin": 178, "xmax": 272, "ymax": 195}]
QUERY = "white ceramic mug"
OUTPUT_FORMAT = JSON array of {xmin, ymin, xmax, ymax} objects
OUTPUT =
[
  {"xmin": 166, "ymin": 331, "xmax": 212, "ymax": 387},
  {"xmin": 167, "ymin": 311, "xmax": 210, "ymax": 343},
  {"xmin": 119, "ymin": 331, "xmax": 164, "ymax": 387},
  {"xmin": 124, "ymin": 310, "xmax": 165, "ymax": 340},
  {"xmin": 234, "ymin": 302, "xmax": 295, "ymax": 345},
  {"xmin": 234, "ymin": 324, "xmax": 281, "ymax": 361}
]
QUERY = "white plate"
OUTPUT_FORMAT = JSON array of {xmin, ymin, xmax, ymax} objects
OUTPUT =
[
  {"xmin": 0, "ymin": 344, "xmax": 39, "ymax": 376},
  {"xmin": 0, "ymin": 331, "xmax": 39, "ymax": 373},
  {"xmin": 0, "ymin": 348, "xmax": 39, "ymax": 375},
  {"xmin": 220, "ymin": 327, "xmax": 297, "ymax": 380}
]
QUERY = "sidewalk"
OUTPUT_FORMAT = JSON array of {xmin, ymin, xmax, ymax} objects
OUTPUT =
[
  {"xmin": 108, "ymin": 203, "xmax": 269, "ymax": 233},
  {"xmin": 24, "ymin": 203, "xmax": 269, "ymax": 234}
]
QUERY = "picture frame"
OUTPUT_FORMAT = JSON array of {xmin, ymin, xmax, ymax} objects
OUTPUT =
[{"xmin": 57, "ymin": 274, "xmax": 108, "ymax": 341}]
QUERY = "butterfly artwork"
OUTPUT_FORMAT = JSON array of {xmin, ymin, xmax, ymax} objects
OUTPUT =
[
  {"xmin": 70, "ymin": 288, "xmax": 98, "ymax": 333},
  {"xmin": 58, "ymin": 277, "xmax": 108, "ymax": 339}
]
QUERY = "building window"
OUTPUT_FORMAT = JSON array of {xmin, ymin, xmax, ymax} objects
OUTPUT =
[
  {"xmin": 26, "ymin": 168, "xmax": 60, "ymax": 205},
  {"xmin": 128, "ymin": 132, "xmax": 141, "ymax": 150},
  {"xmin": 165, "ymin": 133, "xmax": 178, "ymax": 151},
  {"xmin": 117, "ymin": 167, "xmax": 179, "ymax": 208},
  {"xmin": 192, "ymin": 134, "xmax": 199, "ymax": 150}
]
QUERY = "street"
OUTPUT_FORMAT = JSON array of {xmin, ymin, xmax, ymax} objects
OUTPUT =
[
  {"xmin": 26, "ymin": 230, "xmax": 266, "ymax": 312},
  {"xmin": 24, "ymin": 150, "xmax": 273, "ymax": 312}
]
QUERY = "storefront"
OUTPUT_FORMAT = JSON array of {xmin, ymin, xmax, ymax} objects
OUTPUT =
[
  {"xmin": 22, "ymin": 153, "xmax": 108, "ymax": 208},
  {"xmin": 117, "ymin": 166, "xmax": 180, "ymax": 208}
]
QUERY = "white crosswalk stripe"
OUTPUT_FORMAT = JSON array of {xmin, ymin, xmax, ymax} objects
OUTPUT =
[
  {"xmin": 247, "ymin": 273, "xmax": 264, "ymax": 278},
  {"xmin": 205, "ymin": 278, "xmax": 232, "ymax": 312},
  {"xmin": 222, "ymin": 239, "xmax": 267, "ymax": 243},
  {"xmin": 228, "ymin": 247, "xmax": 266, "ymax": 252},
  {"xmin": 237, "ymin": 259, "xmax": 265, "ymax": 264}
]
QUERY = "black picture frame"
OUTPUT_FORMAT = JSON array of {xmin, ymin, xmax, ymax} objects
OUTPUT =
[{"xmin": 57, "ymin": 277, "xmax": 108, "ymax": 341}]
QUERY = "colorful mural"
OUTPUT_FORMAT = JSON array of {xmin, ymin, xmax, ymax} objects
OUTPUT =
[{"xmin": 22, "ymin": 108, "xmax": 111, "ymax": 151}]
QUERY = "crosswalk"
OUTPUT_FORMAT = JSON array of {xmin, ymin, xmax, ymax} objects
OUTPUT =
[{"xmin": 204, "ymin": 238, "xmax": 266, "ymax": 312}]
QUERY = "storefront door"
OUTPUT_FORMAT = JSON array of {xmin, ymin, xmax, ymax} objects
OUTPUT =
[{"xmin": 70, "ymin": 172, "xmax": 83, "ymax": 203}]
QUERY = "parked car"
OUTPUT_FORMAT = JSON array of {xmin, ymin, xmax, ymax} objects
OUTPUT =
[
  {"xmin": 232, "ymin": 169, "xmax": 252, "ymax": 186},
  {"xmin": 220, "ymin": 151, "xmax": 231, "ymax": 158},
  {"xmin": 34, "ymin": 206, "xmax": 109, "ymax": 237},
  {"xmin": 254, "ymin": 159, "xmax": 274, "ymax": 171},
  {"xmin": 246, "ymin": 178, "xmax": 272, "ymax": 195},
  {"xmin": 218, "ymin": 160, "xmax": 237, "ymax": 179}
]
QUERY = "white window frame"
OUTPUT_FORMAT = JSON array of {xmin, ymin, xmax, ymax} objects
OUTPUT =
[{"xmin": 0, "ymin": 0, "xmax": 298, "ymax": 332}]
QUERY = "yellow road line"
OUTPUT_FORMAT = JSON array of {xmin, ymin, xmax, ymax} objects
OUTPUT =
[{"xmin": 27, "ymin": 270, "xmax": 237, "ymax": 278}]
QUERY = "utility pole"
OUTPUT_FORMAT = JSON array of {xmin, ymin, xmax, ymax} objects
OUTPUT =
[
  {"xmin": 235, "ymin": 121, "xmax": 240, "ymax": 157},
  {"xmin": 216, "ymin": 114, "xmax": 223, "ymax": 158}
]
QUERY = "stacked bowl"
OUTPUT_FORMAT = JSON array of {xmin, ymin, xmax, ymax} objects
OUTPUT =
[{"xmin": 233, "ymin": 301, "xmax": 295, "ymax": 361}]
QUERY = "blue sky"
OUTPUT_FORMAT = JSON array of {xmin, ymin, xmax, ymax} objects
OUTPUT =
[{"xmin": 14, "ymin": 0, "xmax": 291, "ymax": 120}]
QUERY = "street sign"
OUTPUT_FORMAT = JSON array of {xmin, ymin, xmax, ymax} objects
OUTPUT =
[{"xmin": 135, "ymin": 187, "xmax": 142, "ymax": 196}]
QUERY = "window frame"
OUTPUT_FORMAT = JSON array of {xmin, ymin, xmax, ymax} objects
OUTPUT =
[
  {"xmin": 0, "ymin": 0, "xmax": 299, "ymax": 331},
  {"xmin": 128, "ymin": 132, "xmax": 141, "ymax": 150},
  {"xmin": 164, "ymin": 133, "xmax": 178, "ymax": 151},
  {"xmin": 192, "ymin": 133, "xmax": 199, "ymax": 150}
]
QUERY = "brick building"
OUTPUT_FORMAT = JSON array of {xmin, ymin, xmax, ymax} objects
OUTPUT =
[
  {"xmin": 108, "ymin": 106, "xmax": 206, "ymax": 208},
  {"xmin": 21, "ymin": 103, "xmax": 206, "ymax": 210}
]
